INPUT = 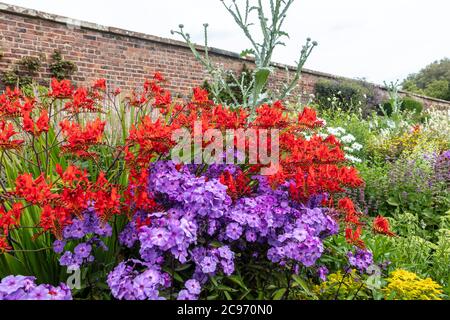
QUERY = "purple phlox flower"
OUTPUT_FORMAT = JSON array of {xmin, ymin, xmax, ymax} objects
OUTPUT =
[
  {"xmin": 317, "ymin": 266, "xmax": 329, "ymax": 282},
  {"xmin": 74, "ymin": 243, "xmax": 92, "ymax": 259},
  {"xmin": 177, "ymin": 289, "xmax": 197, "ymax": 300},
  {"xmin": 347, "ymin": 248, "xmax": 374, "ymax": 273},
  {"xmin": 185, "ymin": 279, "xmax": 201, "ymax": 295},
  {"xmin": 225, "ymin": 222, "xmax": 243, "ymax": 241}
]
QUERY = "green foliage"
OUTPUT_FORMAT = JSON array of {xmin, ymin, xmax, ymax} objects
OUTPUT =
[
  {"xmin": 314, "ymin": 79, "xmax": 379, "ymax": 115},
  {"xmin": 381, "ymin": 97, "xmax": 423, "ymax": 116},
  {"xmin": 1, "ymin": 70, "xmax": 33, "ymax": 88},
  {"xmin": 402, "ymin": 58, "xmax": 450, "ymax": 101},
  {"xmin": 314, "ymin": 270, "xmax": 374, "ymax": 300},
  {"xmin": 19, "ymin": 56, "xmax": 42, "ymax": 74},
  {"xmin": 1, "ymin": 55, "xmax": 42, "ymax": 88},
  {"xmin": 49, "ymin": 50, "xmax": 77, "ymax": 80},
  {"xmin": 318, "ymin": 98, "xmax": 449, "ymax": 292},
  {"xmin": 202, "ymin": 64, "xmax": 262, "ymax": 105}
]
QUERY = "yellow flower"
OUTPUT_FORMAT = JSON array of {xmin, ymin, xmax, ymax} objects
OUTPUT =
[
  {"xmin": 383, "ymin": 269, "xmax": 443, "ymax": 300},
  {"xmin": 314, "ymin": 269, "xmax": 369, "ymax": 299}
]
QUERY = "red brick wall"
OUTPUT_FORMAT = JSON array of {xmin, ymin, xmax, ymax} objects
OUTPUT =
[{"xmin": 1, "ymin": 3, "xmax": 449, "ymax": 110}]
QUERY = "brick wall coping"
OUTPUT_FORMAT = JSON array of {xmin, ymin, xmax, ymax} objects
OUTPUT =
[{"xmin": 1, "ymin": 1, "xmax": 450, "ymax": 106}]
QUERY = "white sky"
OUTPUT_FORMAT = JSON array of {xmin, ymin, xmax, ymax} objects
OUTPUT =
[{"xmin": 3, "ymin": 0, "xmax": 450, "ymax": 85}]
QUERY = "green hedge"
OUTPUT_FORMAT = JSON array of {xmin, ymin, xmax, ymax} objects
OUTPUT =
[{"xmin": 314, "ymin": 79, "xmax": 380, "ymax": 116}]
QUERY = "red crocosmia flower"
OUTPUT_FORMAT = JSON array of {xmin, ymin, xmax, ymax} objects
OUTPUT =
[
  {"xmin": 15, "ymin": 173, "xmax": 55, "ymax": 205},
  {"xmin": 113, "ymin": 88, "xmax": 121, "ymax": 96},
  {"xmin": 127, "ymin": 116, "xmax": 176, "ymax": 165},
  {"xmin": 373, "ymin": 215, "xmax": 395, "ymax": 236},
  {"xmin": 153, "ymin": 72, "xmax": 165, "ymax": 82},
  {"xmin": 191, "ymin": 87, "xmax": 211, "ymax": 105},
  {"xmin": 0, "ymin": 121, "xmax": 24, "ymax": 150},
  {"xmin": 338, "ymin": 197, "xmax": 357, "ymax": 215},
  {"xmin": 124, "ymin": 168, "xmax": 157, "ymax": 213},
  {"xmin": 0, "ymin": 236, "xmax": 10, "ymax": 253},
  {"xmin": 56, "ymin": 164, "xmax": 89, "ymax": 185},
  {"xmin": 298, "ymin": 107, "xmax": 324, "ymax": 128},
  {"xmin": 64, "ymin": 87, "xmax": 100, "ymax": 113},
  {"xmin": 253, "ymin": 102, "xmax": 289, "ymax": 129},
  {"xmin": 345, "ymin": 226, "xmax": 365, "ymax": 248},
  {"xmin": 23, "ymin": 110, "xmax": 49, "ymax": 136},
  {"xmin": 89, "ymin": 172, "xmax": 121, "ymax": 220},
  {"xmin": 92, "ymin": 78, "xmax": 106, "ymax": 91},
  {"xmin": 210, "ymin": 105, "xmax": 248, "ymax": 130},
  {"xmin": 48, "ymin": 78, "xmax": 73, "ymax": 98},
  {"xmin": 154, "ymin": 91, "xmax": 172, "ymax": 107},
  {"xmin": 40, "ymin": 205, "xmax": 71, "ymax": 237},
  {"xmin": 0, "ymin": 203, "xmax": 23, "ymax": 234},
  {"xmin": 0, "ymin": 87, "xmax": 32, "ymax": 119},
  {"xmin": 60, "ymin": 118, "xmax": 106, "ymax": 157},
  {"xmin": 219, "ymin": 170, "xmax": 252, "ymax": 200}
]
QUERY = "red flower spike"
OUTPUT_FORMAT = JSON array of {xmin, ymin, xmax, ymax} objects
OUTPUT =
[
  {"xmin": 219, "ymin": 170, "xmax": 252, "ymax": 200},
  {"xmin": 64, "ymin": 87, "xmax": 101, "ymax": 113},
  {"xmin": 298, "ymin": 107, "xmax": 324, "ymax": 128},
  {"xmin": 373, "ymin": 215, "xmax": 395, "ymax": 236},
  {"xmin": 92, "ymin": 79, "xmax": 106, "ymax": 91},
  {"xmin": 345, "ymin": 226, "xmax": 365, "ymax": 248},
  {"xmin": 127, "ymin": 116, "xmax": 176, "ymax": 165},
  {"xmin": 0, "ymin": 121, "xmax": 24, "ymax": 150},
  {"xmin": 23, "ymin": 110, "xmax": 49, "ymax": 136},
  {"xmin": 0, "ymin": 203, "xmax": 23, "ymax": 234},
  {"xmin": 253, "ymin": 102, "xmax": 289, "ymax": 129},
  {"xmin": 153, "ymin": 72, "xmax": 165, "ymax": 82},
  {"xmin": 60, "ymin": 118, "xmax": 106, "ymax": 157},
  {"xmin": 191, "ymin": 87, "xmax": 211, "ymax": 106},
  {"xmin": 48, "ymin": 78, "xmax": 73, "ymax": 98},
  {"xmin": 0, "ymin": 236, "xmax": 10, "ymax": 253},
  {"xmin": 15, "ymin": 174, "xmax": 56, "ymax": 205},
  {"xmin": 40, "ymin": 205, "xmax": 71, "ymax": 236}
]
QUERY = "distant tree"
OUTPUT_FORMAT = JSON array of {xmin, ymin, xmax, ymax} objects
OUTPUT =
[{"xmin": 402, "ymin": 58, "xmax": 450, "ymax": 101}]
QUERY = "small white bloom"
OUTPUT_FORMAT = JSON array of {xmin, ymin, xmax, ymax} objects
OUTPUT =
[
  {"xmin": 351, "ymin": 142, "xmax": 363, "ymax": 151},
  {"xmin": 327, "ymin": 127, "xmax": 340, "ymax": 136},
  {"xmin": 386, "ymin": 120, "xmax": 396, "ymax": 129},
  {"xmin": 341, "ymin": 134, "xmax": 356, "ymax": 143},
  {"xmin": 343, "ymin": 146, "xmax": 354, "ymax": 153},
  {"xmin": 336, "ymin": 127, "xmax": 346, "ymax": 134},
  {"xmin": 345, "ymin": 154, "xmax": 362, "ymax": 163}
]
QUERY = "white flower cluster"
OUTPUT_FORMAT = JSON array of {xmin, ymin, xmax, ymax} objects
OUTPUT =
[{"xmin": 325, "ymin": 127, "xmax": 363, "ymax": 163}]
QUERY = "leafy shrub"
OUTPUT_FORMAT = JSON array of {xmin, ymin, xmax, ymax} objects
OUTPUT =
[
  {"xmin": 1, "ymin": 56, "xmax": 42, "ymax": 88},
  {"xmin": 314, "ymin": 79, "xmax": 380, "ymax": 115},
  {"xmin": 49, "ymin": 50, "xmax": 77, "ymax": 80},
  {"xmin": 381, "ymin": 97, "xmax": 424, "ymax": 116},
  {"xmin": 361, "ymin": 149, "xmax": 450, "ymax": 233},
  {"xmin": 19, "ymin": 56, "xmax": 42, "ymax": 74}
]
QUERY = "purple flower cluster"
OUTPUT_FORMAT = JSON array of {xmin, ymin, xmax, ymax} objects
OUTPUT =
[
  {"xmin": 54, "ymin": 209, "xmax": 112, "ymax": 269},
  {"xmin": 107, "ymin": 259, "xmax": 170, "ymax": 300},
  {"xmin": 110, "ymin": 161, "xmax": 339, "ymax": 300},
  {"xmin": 191, "ymin": 246, "xmax": 235, "ymax": 278},
  {"xmin": 0, "ymin": 275, "xmax": 71, "ymax": 300},
  {"xmin": 434, "ymin": 150, "xmax": 450, "ymax": 184},
  {"xmin": 347, "ymin": 249, "xmax": 374, "ymax": 273},
  {"xmin": 317, "ymin": 266, "xmax": 329, "ymax": 282},
  {"xmin": 177, "ymin": 279, "xmax": 201, "ymax": 300},
  {"xmin": 227, "ymin": 193, "xmax": 337, "ymax": 267}
]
